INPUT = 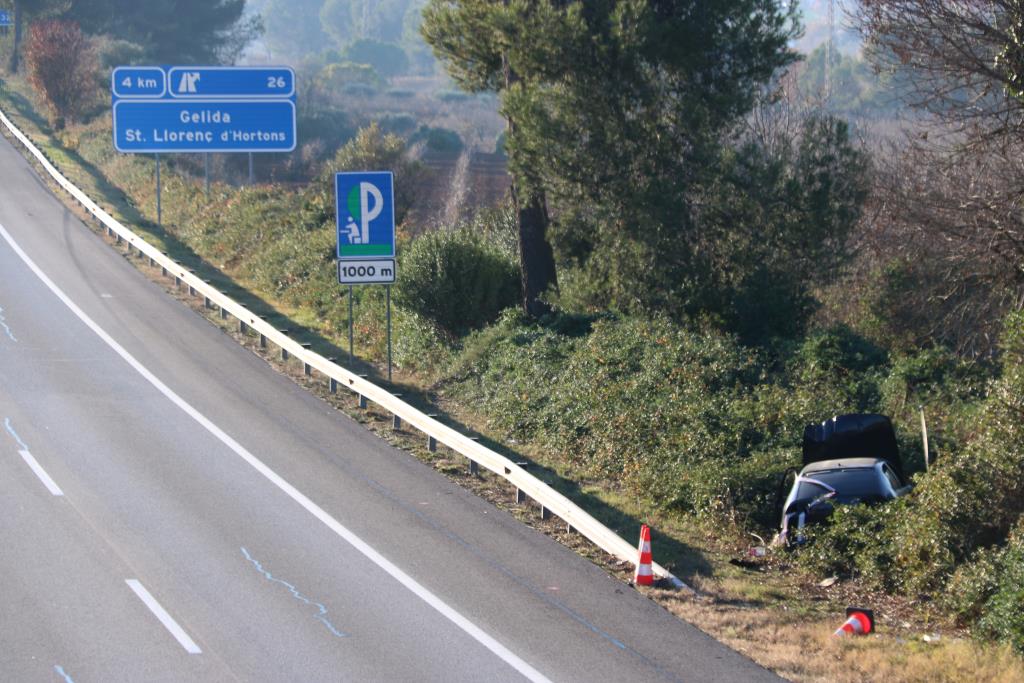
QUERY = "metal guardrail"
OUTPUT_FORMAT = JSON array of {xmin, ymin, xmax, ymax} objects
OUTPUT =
[{"xmin": 0, "ymin": 105, "xmax": 688, "ymax": 591}]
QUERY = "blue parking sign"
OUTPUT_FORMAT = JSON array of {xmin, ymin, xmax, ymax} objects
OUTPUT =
[{"xmin": 336, "ymin": 172, "xmax": 395, "ymax": 259}]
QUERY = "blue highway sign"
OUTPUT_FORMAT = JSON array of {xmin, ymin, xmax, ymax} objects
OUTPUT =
[
  {"xmin": 0, "ymin": 10, "xmax": 11, "ymax": 26},
  {"xmin": 167, "ymin": 67, "xmax": 294, "ymax": 98},
  {"xmin": 336, "ymin": 172, "xmax": 396, "ymax": 260},
  {"xmin": 111, "ymin": 65, "xmax": 296, "ymax": 153},
  {"xmin": 113, "ymin": 100, "xmax": 296, "ymax": 153}
]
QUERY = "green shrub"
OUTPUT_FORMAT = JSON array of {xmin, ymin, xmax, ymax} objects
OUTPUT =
[
  {"xmin": 411, "ymin": 125, "xmax": 463, "ymax": 155},
  {"xmin": 376, "ymin": 112, "xmax": 417, "ymax": 135},
  {"xmin": 975, "ymin": 525, "xmax": 1024, "ymax": 653},
  {"xmin": 317, "ymin": 61, "xmax": 383, "ymax": 91},
  {"xmin": 395, "ymin": 227, "xmax": 520, "ymax": 337},
  {"xmin": 342, "ymin": 39, "xmax": 409, "ymax": 78}
]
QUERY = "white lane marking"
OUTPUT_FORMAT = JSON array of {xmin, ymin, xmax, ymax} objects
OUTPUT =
[
  {"xmin": 125, "ymin": 579, "xmax": 202, "ymax": 654},
  {"xmin": 0, "ymin": 305, "xmax": 16, "ymax": 341},
  {"xmin": 4, "ymin": 416, "xmax": 29, "ymax": 450},
  {"xmin": 18, "ymin": 450, "xmax": 63, "ymax": 496},
  {"xmin": 0, "ymin": 223, "xmax": 552, "ymax": 683}
]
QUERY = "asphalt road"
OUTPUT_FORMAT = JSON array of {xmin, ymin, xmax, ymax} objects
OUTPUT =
[{"xmin": 0, "ymin": 131, "xmax": 782, "ymax": 682}]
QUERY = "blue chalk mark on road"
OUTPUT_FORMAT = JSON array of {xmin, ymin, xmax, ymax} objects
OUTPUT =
[
  {"xmin": 0, "ymin": 306, "xmax": 16, "ymax": 342},
  {"xmin": 54, "ymin": 664, "xmax": 75, "ymax": 683},
  {"xmin": 241, "ymin": 547, "xmax": 348, "ymax": 638},
  {"xmin": 4, "ymin": 417, "xmax": 29, "ymax": 450}
]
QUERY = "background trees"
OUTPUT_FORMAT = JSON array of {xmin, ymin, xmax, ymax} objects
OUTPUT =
[
  {"xmin": 64, "ymin": 0, "xmax": 262, "ymax": 64},
  {"xmin": 848, "ymin": 0, "xmax": 1024, "ymax": 354},
  {"xmin": 6, "ymin": 0, "xmax": 65, "ymax": 72}
]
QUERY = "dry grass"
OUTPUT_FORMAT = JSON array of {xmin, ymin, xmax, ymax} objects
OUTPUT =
[{"xmin": 644, "ymin": 585, "xmax": 1024, "ymax": 683}]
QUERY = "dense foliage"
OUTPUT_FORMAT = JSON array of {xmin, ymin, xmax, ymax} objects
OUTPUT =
[{"xmin": 395, "ymin": 226, "xmax": 519, "ymax": 336}]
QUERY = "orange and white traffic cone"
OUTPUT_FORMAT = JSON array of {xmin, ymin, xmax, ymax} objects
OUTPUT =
[
  {"xmin": 833, "ymin": 607, "xmax": 874, "ymax": 637},
  {"xmin": 634, "ymin": 524, "xmax": 654, "ymax": 586}
]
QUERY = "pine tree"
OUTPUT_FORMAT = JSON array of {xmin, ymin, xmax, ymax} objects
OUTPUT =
[{"xmin": 422, "ymin": 1, "xmax": 800, "ymax": 319}]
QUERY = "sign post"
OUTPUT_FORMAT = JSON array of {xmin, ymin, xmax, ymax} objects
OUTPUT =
[{"xmin": 336, "ymin": 171, "xmax": 397, "ymax": 377}]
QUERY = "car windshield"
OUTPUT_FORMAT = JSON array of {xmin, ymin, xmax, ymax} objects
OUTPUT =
[{"xmin": 796, "ymin": 468, "xmax": 886, "ymax": 501}]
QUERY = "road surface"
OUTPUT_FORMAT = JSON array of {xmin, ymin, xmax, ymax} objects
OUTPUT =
[{"xmin": 0, "ymin": 130, "xmax": 781, "ymax": 682}]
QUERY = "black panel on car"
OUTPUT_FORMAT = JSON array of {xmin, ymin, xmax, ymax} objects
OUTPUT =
[{"xmin": 802, "ymin": 414, "xmax": 904, "ymax": 480}]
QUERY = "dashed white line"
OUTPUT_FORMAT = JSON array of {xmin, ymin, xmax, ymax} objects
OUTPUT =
[
  {"xmin": 125, "ymin": 579, "xmax": 202, "ymax": 654},
  {"xmin": 1, "ymin": 222, "xmax": 552, "ymax": 681},
  {"xmin": 17, "ymin": 449, "xmax": 63, "ymax": 496}
]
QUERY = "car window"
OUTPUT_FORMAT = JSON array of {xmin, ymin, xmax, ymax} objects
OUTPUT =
[
  {"xmin": 882, "ymin": 464, "xmax": 902, "ymax": 489},
  {"xmin": 796, "ymin": 469, "xmax": 886, "ymax": 500}
]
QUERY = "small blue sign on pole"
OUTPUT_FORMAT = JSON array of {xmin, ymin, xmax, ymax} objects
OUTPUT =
[
  {"xmin": 0, "ymin": 10, "xmax": 11, "ymax": 27},
  {"xmin": 110, "ymin": 66, "xmax": 296, "ymax": 153},
  {"xmin": 336, "ymin": 172, "xmax": 396, "ymax": 284}
]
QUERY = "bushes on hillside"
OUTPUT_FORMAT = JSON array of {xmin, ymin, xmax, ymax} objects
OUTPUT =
[
  {"xmin": 395, "ymin": 227, "xmax": 519, "ymax": 337},
  {"xmin": 447, "ymin": 315, "xmax": 885, "ymax": 523}
]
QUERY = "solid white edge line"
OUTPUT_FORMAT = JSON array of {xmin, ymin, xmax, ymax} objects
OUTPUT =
[
  {"xmin": 0, "ymin": 222, "xmax": 552, "ymax": 683},
  {"xmin": 125, "ymin": 579, "xmax": 202, "ymax": 654},
  {"xmin": 17, "ymin": 449, "xmax": 64, "ymax": 496}
]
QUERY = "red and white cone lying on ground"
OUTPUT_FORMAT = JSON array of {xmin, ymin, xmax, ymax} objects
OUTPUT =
[
  {"xmin": 833, "ymin": 607, "xmax": 874, "ymax": 637},
  {"xmin": 634, "ymin": 524, "xmax": 654, "ymax": 586}
]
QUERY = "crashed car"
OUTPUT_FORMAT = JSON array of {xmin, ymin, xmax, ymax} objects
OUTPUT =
[{"xmin": 776, "ymin": 414, "xmax": 912, "ymax": 546}]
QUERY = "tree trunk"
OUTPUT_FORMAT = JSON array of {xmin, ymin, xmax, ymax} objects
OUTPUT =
[
  {"xmin": 512, "ymin": 181, "xmax": 558, "ymax": 317},
  {"xmin": 8, "ymin": 0, "xmax": 21, "ymax": 73},
  {"xmin": 503, "ymin": 55, "xmax": 557, "ymax": 318}
]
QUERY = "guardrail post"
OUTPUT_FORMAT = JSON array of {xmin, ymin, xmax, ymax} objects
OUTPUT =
[
  {"xmin": 357, "ymin": 394, "xmax": 367, "ymax": 409},
  {"xmin": 393, "ymin": 414, "xmax": 402, "ymax": 430},
  {"xmin": 204, "ymin": 295, "xmax": 211, "ymax": 309},
  {"xmin": 468, "ymin": 459, "xmax": 478, "ymax": 475},
  {"xmin": 238, "ymin": 320, "xmax": 246, "ymax": 334},
  {"xmin": 259, "ymin": 333, "xmax": 267, "ymax": 349},
  {"xmin": 329, "ymin": 377, "xmax": 337, "ymax": 393},
  {"xmin": 427, "ymin": 435, "xmax": 437, "ymax": 452},
  {"xmin": 279, "ymin": 329, "xmax": 289, "ymax": 360},
  {"xmin": 301, "ymin": 344, "xmax": 312, "ymax": 376},
  {"xmin": 516, "ymin": 488, "xmax": 526, "ymax": 504},
  {"xmin": 540, "ymin": 505, "xmax": 552, "ymax": 521}
]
